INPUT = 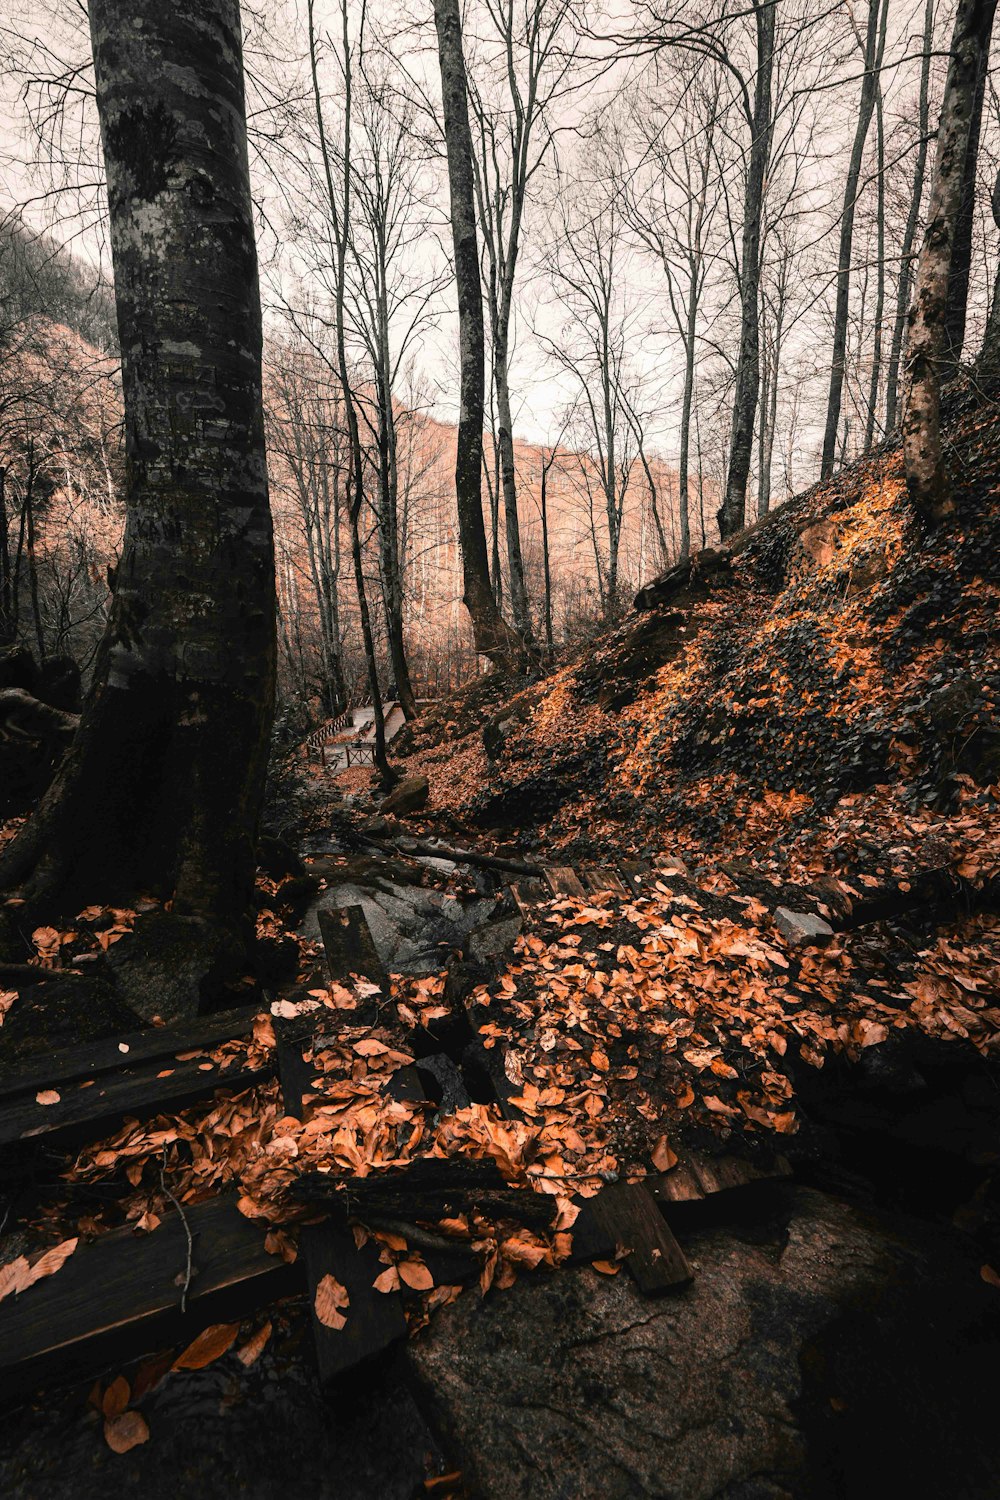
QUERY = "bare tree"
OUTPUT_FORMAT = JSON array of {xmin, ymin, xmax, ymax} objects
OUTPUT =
[
  {"xmin": 885, "ymin": 0, "xmax": 936, "ymax": 432},
  {"xmin": 465, "ymin": 0, "xmax": 583, "ymax": 641},
  {"xmin": 820, "ymin": 0, "xmax": 891, "ymax": 479},
  {"xmin": 903, "ymin": 0, "xmax": 998, "ymax": 521},
  {"xmin": 433, "ymin": 0, "xmax": 515, "ymax": 663}
]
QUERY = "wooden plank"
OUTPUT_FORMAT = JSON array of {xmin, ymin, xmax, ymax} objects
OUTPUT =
[
  {"xmin": 686, "ymin": 1151, "xmax": 792, "ymax": 1197},
  {"xmin": 575, "ymin": 1181, "xmax": 692, "ymax": 1293},
  {"xmin": 277, "ymin": 1032, "xmax": 406, "ymax": 1385},
  {"xmin": 0, "ymin": 1005, "xmax": 262, "ymax": 1103},
  {"xmin": 317, "ymin": 904, "xmax": 385, "ymax": 986},
  {"xmin": 0, "ymin": 1192, "xmax": 300, "ymax": 1397},
  {"xmin": 618, "ymin": 860, "xmax": 653, "ymax": 896},
  {"xmin": 508, "ymin": 877, "xmax": 547, "ymax": 917},
  {"xmin": 578, "ymin": 866, "xmax": 629, "ymax": 897},
  {"xmin": 0, "ymin": 1051, "xmax": 274, "ymax": 1157},
  {"xmin": 542, "ymin": 866, "xmax": 587, "ymax": 898},
  {"xmin": 648, "ymin": 1162, "xmax": 706, "ymax": 1204}
]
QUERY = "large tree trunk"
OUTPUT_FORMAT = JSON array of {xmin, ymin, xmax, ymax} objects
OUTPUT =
[
  {"xmin": 943, "ymin": 14, "xmax": 992, "ymax": 364},
  {"xmin": 0, "ymin": 0, "xmax": 276, "ymax": 927},
  {"xmin": 718, "ymin": 0, "xmax": 774, "ymax": 540},
  {"xmin": 977, "ymin": 169, "xmax": 1000, "ymax": 379},
  {"xmin": 820, "ymin": 0, "xmax": 889, "ymax": 479},
  {"xmin": 433, "ymin": 0, "xmax": 516, "ymax": 664},
  {"xmin": 885, "ymin": 0, "xmax": 934, "ymax": 433},
  {"xmin": 903, "ymin": 0, "xmax": 998, "ymax": 521}
]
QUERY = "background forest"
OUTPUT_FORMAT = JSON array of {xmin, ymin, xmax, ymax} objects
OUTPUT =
[{"xmin": 3, "ymin": 0, "xmax": 997, "ymax": 727}]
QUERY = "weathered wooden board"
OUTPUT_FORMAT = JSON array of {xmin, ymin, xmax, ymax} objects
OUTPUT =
[
  {"xmin": 0, "ymin": 1051, "xmax": 274, "ymax": 1157},
  {"xmin": 0, "ymin": 1193, "xmax": 300, "ymax": 1397},
  {"xmin": 0, "ymin": 1005, "xmax": 262, "ymax": 1103},
  {"xmin": 317, "ymin": 904, "xmax": 385, "ymax": 986},
  {"xmin": 618, "ymin": 860, "xmax": 653, "ymax": 895},
  {"xmin": 573, "ymin": 1181, "xmax": 692, "ymax": 1293},
  {"xmin": 508, "ymin": 877, "xmax": 548, "ymax": 917},
  {"xmin": 578, "ymin": 866, "xmax": 630, "ymax": 896},
  {"xmin": 542, "ymin": 866, "xmax": 587, "ymax": 899}
]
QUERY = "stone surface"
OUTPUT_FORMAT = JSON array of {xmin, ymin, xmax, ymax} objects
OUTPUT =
[
  {"xmin": 774, "ymin": 906, "xmax": 835, "ymax": 946},
  {"xmin": 466, "ymin": 914, "xmax": 523, "ymax": 964},
  {"xmin": 380, "ymin": 774, "xmax": 429, "ymax": 817},
  {"xmin": 406, "ymin": 1187, "xmax": 1000, "ymax": 1499},
  {"xmin": 105, "ymin": 911, "xmax": 245, "ymax": 1023}
]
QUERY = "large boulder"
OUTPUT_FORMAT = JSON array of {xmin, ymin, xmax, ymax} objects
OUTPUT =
[
  {"xmin": 406, "ymin": 1186, "xmax": 1000, "ymax": 1499},
  {"xmin": 380, "ymin": 774, "xmax": 429, "ymax": 818}
]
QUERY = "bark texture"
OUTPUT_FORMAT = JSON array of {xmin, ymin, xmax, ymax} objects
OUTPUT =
[
  {"xmin": 903, "ymin": 0, "xmax": 998, "ymax": 521},
  {"xmin": 718, "ymin": 0, "xmax": 774, "ymax": 541},
  {"xmin": 433, "ymin": 0, "xmax": 515, "ymax": 663},
  {"xmin": 821, "ymin": 0, "xmax": 889, "ymax": 478},
  {"xmin": 978, "ymin": 169, "xmax": 1000, "ymax": 379},
  {"xmin": 0, "ymin": 0, "xmax": 275, "ymax": 925}
]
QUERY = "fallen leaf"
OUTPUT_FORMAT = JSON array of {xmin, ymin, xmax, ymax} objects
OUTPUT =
[
  {"xmin": 651, "ymin": 1136, "xmax": 678, "ymax": 1173},
  {"xmin": 398, "ymin": 1258, "xmax": 434, "ymax": 1291},
  {"xmin": 237, "ymin": 1320, "xmax": 272, "ymax": 1367},
  {"xmin": 172, "ymin": 1322, "xmax": 240, "ymax": 1370},
  {"xmin": 104, "ymin": 1411, "xmax": 150, "ymax": 1455},
  {"xmin": 102, "ymin": 1376, "xmax": 131, "ymax": 1418},
  {"xmin": 981, "ymin": 1264, "xmax": 1000, "ymax": 1289},
  {"xmin": 314, "ymin": 1272, "xmax": 350, "ymax": 1329},
  {"xmin": 591, "ymin": 1259, "xmax": 621, "ymax": 1275},
  {"xmin": 373, "ymin": 1265, "xmax": 402, "ymax": 1293},
  {"xmin": 35, "ymin": 1090, "xmax": 60, "ymax": 1106}
]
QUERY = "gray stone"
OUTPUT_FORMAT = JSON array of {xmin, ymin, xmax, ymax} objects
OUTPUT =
[
  {"xmin": 774, "ymin": 906, "xmax": 835, "ymax": 946},
  {"xmin": 466, "ymin": 915, "xmax": 523, "ymax": 964},
  {"xmin": 406, "ymin": 1187, "xmax": 1000, "ymax": 1500}
]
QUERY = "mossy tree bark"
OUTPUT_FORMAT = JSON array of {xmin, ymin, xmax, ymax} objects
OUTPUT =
[
  {"xmin": 0, "ymin": 0, "xmax": 276, "ymax": 931},
  {"xmin": 903, "ymin": 0, "xmax": 998, "ymax": 521}
]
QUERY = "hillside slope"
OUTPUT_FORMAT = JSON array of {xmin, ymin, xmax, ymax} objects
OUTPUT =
[{"xmin": 405, "ymin": 378, "xmax": 999, "ymax": 895}]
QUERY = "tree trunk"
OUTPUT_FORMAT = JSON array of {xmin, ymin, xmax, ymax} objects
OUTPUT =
[
  {"xmin": 821, "ymin": 0, "xmax": 889, "ymax": 479},
  {"xmin": 977, "ymin": 168, "xmax": 1000, "ymax": 379},
  {"xmin": 864, "ymin": 75, "xmax": 887, "ymax": 453},
  {"xmin": 903, "ymin": 0, "xmax": 998, "ymax": 521},
  {"xmin": 943, "ymin": 13, "xmax": 992, "ymax": 363},
  {"xmin": 0, "ymin": 0, "xmax": 275, "ymax": 930},
  {"xmin": 493, "ymin": 331, "xmax": 532, "ymax": 641},
  {"xmin": 433, "ymin": 0, "xmax": 516, "ymax": 664},
  {"xmin": 718, "ymin": 0, "xmax": 774, "ymax": 539},
  {"xmin": 885, "ymin": 0, "xmax": 934, "ymax": 433}
]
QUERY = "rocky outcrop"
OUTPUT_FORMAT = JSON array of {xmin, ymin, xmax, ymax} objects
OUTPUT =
[{"xmin": 406, "ymin": 1186, "xmax": 1000, "ymax": 1499}]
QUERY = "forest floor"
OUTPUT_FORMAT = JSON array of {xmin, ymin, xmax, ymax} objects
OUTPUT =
[{"xmin": 0, "ymin": 377, "xmax": 999, "ymax": 1498}]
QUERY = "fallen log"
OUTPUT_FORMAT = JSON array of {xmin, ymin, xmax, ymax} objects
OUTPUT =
[{"xmin": 365, "ymin": 834, "xmax": 541, "ymax": 878}]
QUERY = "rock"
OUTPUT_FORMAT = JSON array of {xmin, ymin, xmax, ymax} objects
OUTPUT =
[
  {"xmin": 797, "ymin": 517, "xmax": 841, "ymax": 568},
  {"xmin": 483, "ymin": 717, "xmax": 516, "ymax": 762},
  {"xmin": 380, "ymin": 774, "xmax": 429, "ymax": 818},
  {"xmin": 406, "ymin": 1187, "xmax": 1000, "ymax": 1500},
  {"xmin": 465, "ymin": 915, "xmax": 522, "ymax": 965},
  {"xmin": 105, "ymin": 911, "xmax": 245, "ymax": 1023},
  {"xmin": 774, "ymin": 906, "xmax": 835, "ymax": 946}
]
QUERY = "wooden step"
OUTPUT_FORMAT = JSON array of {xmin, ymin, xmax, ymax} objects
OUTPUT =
[
  {"xmin": 541, "ymin": 866, "xmax": 587, "ymax": 898},
  {"xmin": 573, "ymin": 1181, "xmax": 692, "ymax": 1292},
  {"xmin": 0, "ymin": 1192, "xmax": 300, "ymax": 1398}
]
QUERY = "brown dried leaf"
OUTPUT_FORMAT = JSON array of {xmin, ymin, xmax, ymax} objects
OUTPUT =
[
  {"xmin": 373, "ymin": 1265, "xmax": 402, "ymax": 1293},
  {"xmin": 35, "ymin": 1089, "xmax": 60, "ymax": 1106},
  {"xmin": 398, "ymin": 1258, "xmax": 434, "ymax": 1291},
  {"xmin": 102, "ymin": 1375, "xmax": 131, "ymax": 1418},
  {"xmin": 651, "ymin": 1136, "xmax": 678, "ymax": 1173},
  {"xmin": 104, "ymin": 1411, "xmax": 150, "ymax": 1455},
  {"xmin": 314, "ymin": 1272, "xmax": 350, "ymax": 1329},
  {"xmin": 237, "ymin": 1320, "xmax": 272, "ymax": 1367},
  {"xmin": 172, "ymin": 1322, "xmax": 240, "ymax": 1371}
]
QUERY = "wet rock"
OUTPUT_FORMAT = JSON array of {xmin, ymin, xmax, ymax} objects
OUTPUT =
[
  {"xmin": 380, "ymin": 774, "xmax": 429, "ymax": 818},
  {"xmin": 406, "ymin": 1187, "xmax": 1000, "ymax": 1500},
  {"xmin": 774, "ymin": 906, "xmax": 834, "ymax": 946}
]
